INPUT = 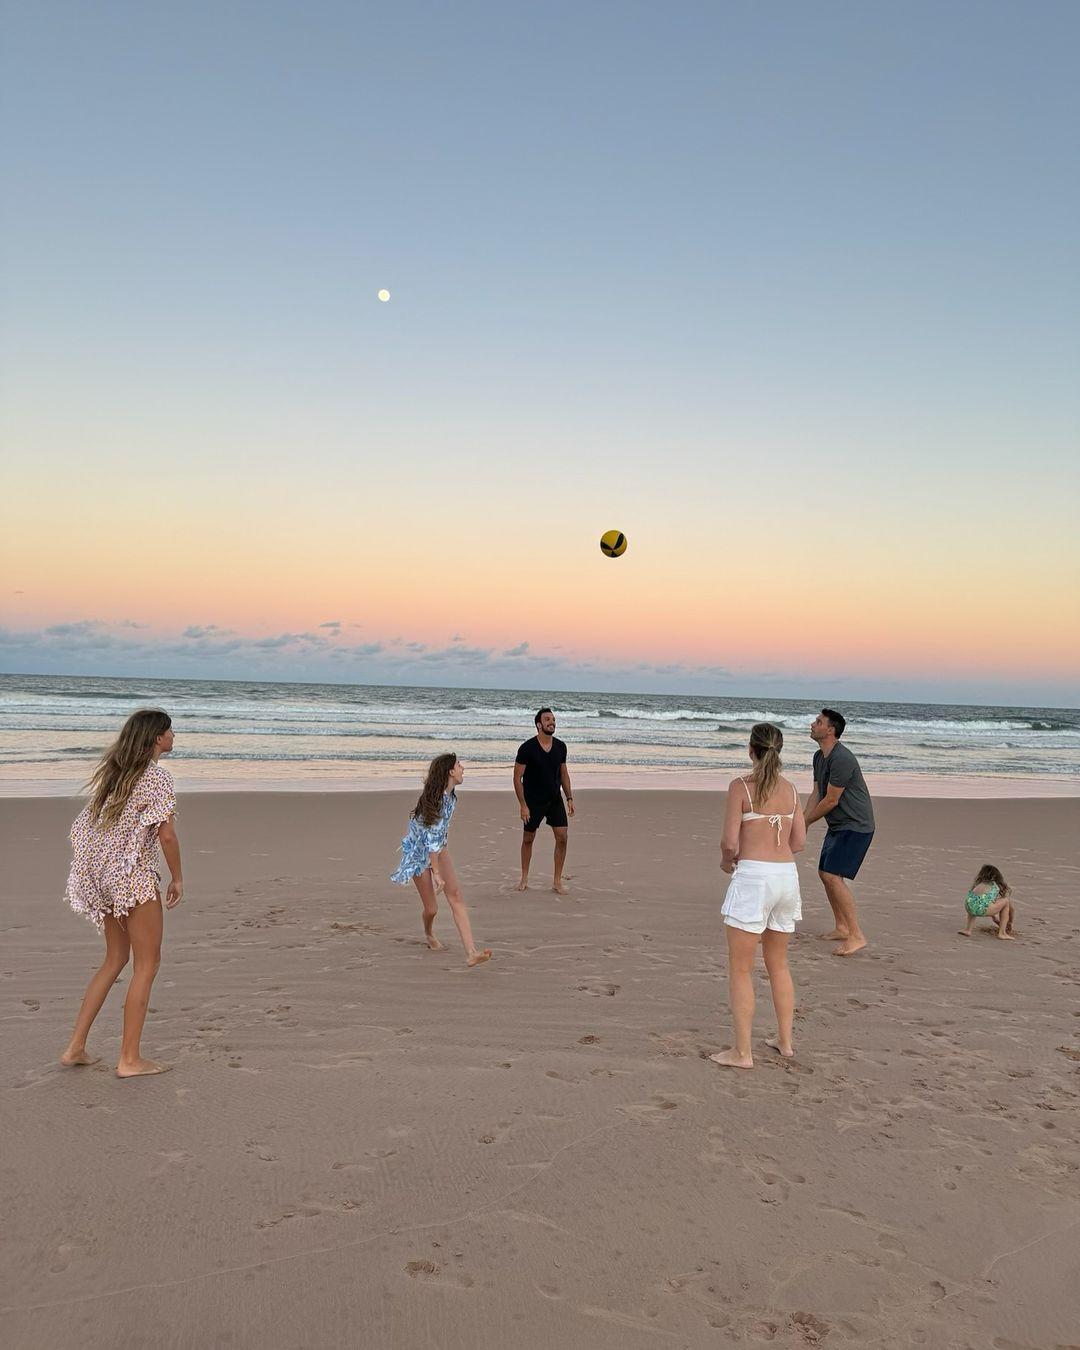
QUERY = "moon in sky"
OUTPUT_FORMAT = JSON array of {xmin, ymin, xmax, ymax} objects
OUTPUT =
[{"xmin": 377, "ymin": 289, "xmax": 391, "ymax": 302}]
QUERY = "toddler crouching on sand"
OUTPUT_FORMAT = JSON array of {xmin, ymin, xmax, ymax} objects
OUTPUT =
[{"xmin": 959, "ymin": 864, "xmax": 1016, "ymax": 940}]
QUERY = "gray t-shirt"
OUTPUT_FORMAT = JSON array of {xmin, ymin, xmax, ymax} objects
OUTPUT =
[{"xmin": 813, "ymin": 742, "xmax": 875, "ymax": 834}]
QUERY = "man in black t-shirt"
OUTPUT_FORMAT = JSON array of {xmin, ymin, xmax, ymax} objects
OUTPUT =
[{"xmin": 514, "ymin": 707, "xmax": 574, "ymax": 894}]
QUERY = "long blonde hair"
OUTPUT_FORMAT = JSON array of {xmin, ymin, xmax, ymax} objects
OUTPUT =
[
  {"xmin": 86, "ymin": 709, "xmax": 172, "ymax": 828},
  {"xmin": 748, "ymin": 722, "xmax": 784, "ymax": 804},
  {"xmin": 413, "ymin": 752, "xmax": 457, "ymax": 827}
]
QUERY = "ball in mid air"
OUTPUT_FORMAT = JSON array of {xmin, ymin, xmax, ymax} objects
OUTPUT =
[
  {"xmin": 377, "ymin": 289, "xmax": 391, "ymax": 302},
  {"xmin": 600, "ymin": 530, "xmax": 628, "ymax": 558}
]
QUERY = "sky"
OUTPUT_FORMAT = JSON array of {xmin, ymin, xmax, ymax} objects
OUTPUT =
[{"xmin": 2, "ymin": 1, "xmax": 1078, "ymax": 707}]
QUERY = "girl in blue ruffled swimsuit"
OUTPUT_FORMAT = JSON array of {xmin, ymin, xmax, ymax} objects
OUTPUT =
[
  {"xmin": 958, "ymin": 864, "xmax": 1015, "ymax": 939},
  {"xmin": 391, "ymin": 753, "xmax": 492, "ymax": 967}
]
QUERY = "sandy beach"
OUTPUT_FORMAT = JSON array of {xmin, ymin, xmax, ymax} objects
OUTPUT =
[{"xmin": 2, "ymin": 789, "xmax": 1079, "ymax": 1350}]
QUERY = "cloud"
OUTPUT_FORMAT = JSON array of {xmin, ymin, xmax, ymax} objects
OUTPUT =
[
  {"xmin": 503, "ymin": 641, "xmax": 529, "ymax": 657},
  {"xmin": 318, "ymin": 620, "xmax": 341, "ymax": 630},
  {"xmin": 182, "ymin": 624, "xmax": 234, "ymax": 639},
  {"xmin": 44, "ymin": 620, "xmax": 106, "ymax": 637}
]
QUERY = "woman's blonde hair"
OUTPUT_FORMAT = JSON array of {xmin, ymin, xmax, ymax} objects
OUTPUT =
[
  {"xmin": 413, "ymin": 752, "xmax": 457, "ymax": 827},
  {"xmin": 748, "ymin": 722, "xmax": 784, "ymax": 804},
  {"xmin": 86, "ymin": 708, "xmax": 172, "ymax": 828}
]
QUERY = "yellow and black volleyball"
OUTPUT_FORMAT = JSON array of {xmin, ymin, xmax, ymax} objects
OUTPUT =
[{"xmin": 600, "ymin": 530, "xmax": 628, "ymax": 558}]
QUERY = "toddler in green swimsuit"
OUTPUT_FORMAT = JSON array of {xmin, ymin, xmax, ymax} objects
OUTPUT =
[{"xmin": 958, "ymin": 864, "xmax": 1015, "ymax": 939}]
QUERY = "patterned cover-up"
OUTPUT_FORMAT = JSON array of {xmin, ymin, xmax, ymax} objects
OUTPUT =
[
  {"xmin": 391, "ymin": 792, "xmax": 456, "ymax": 884},
  {"xmin": 64, "ymin": 761, "xmax": 177, "ymax": 929}
]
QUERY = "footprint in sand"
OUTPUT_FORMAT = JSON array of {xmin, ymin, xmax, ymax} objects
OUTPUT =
[{"xmin": 577, "ymin": 983, "xmax": 620, "ymax": 997}]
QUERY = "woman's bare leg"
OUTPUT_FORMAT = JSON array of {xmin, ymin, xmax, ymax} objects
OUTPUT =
[
  {"xmin": 711, "ymin": 926, "xmax": 759, "ymax": 1068},
  {"xmin": 116, "ymin": 899, "xmax": 167, "ymax": 1077},
  {"xmin": 413, "ymin": 871, "xmax": 445, "ymax": 950},
  {"xmin": 439, "ymin": 853, "xmax": 491, "ymax": 966},
  {"xmin": 61, "ymin": 916, "xmax": 130, "ymax": 1066},
  {"xmin": 761, "ymin": 929, "xmax": 795, "ymax": 1056}
]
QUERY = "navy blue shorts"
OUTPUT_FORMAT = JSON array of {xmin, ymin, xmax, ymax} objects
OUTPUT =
[
  {"xmin": 524, "ymin": 797, "xmax": 568, "ymax": 833},
  {"xmin": 819, "ymin": 829, "xmax": 874, "ymax": 880}
]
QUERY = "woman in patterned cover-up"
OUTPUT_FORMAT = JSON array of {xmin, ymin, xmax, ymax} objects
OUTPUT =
[
  {"xmin": 61, "ymin": 709, "xmax": 184, "ymax": 1077},
  {"xmin": 392, "ymin": 753, "xmax": 492, "ymax": 967}
]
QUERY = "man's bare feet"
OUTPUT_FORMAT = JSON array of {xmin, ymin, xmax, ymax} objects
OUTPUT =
[
  {"xmin": 552, "ymin": 881, "xmax": 568, "ymax": 896},
  {"xmin": 957, "ymin": 929, "xmax": 973, "ymax": 937},
  {"xmin": 765, "ymin": 1036, "xmax": 795, "ymax": 1058},
  {"xmin": 60, "ymin": 1049, "xmax": 100, "ymax": 1067},
  {"xmin": 818, "ymin": 930, "xmax": 850, "ymax": 941},
  {"xmin": 425, "ymin": 934, "xmax": 447, "ymax": 951},
  {"xmin": 709, "ymin": 1049, "xmax": 754, "ymax": 1070},
  {"xmin": 833, "ymin": 937, "xmax": 868, "ymax": 957},
  {"xmin": 115, "ymin": 1059, "xmax": 170, "ymax": 1078},
  {"xmin": 514, "ymin": 878, "xmax": 528, "ymax": 892},
  {"xmin": 466, "ymin": 949, "xmax": 493, "ymax": 968}
]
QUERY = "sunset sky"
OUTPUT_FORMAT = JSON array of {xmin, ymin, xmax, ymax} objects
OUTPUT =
[{"xmin": 2, "ymin": 2, "xmax": 1078, "ymax": 705}]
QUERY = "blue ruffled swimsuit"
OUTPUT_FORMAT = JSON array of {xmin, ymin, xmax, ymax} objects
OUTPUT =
[{"xmin": 391, "ymin": 792, "xmax": 456, "ymax": 884}]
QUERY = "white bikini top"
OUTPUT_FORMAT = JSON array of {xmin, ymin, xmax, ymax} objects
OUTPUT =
[{"xmin": 740, "ymin": 777, "xmax": 798, "ymax": 846}]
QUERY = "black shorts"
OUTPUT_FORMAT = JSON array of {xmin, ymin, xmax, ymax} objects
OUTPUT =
[
  {"xmin": 819, "ymin": 829, "xmax": 874, "ymax": 880},
  {"xmin": 524, "ymin": 797, "xmax": 568, "ymax": 832}
]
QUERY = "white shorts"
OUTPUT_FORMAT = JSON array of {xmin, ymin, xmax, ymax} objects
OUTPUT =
[{"xmin": 722, "ymin": 860, "xmax": 802, "ymax": 935}]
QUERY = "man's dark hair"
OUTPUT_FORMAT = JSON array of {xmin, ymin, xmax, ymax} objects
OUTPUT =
[
  {"xmin": 534, "ymin": 707, "xmax": 553, "ymax": 727},
  {"xmin": 821, "ymin": 708, "xmax": 846, "ymax": 738}
]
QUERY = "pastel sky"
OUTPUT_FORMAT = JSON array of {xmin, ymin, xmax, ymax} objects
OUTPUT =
[{"xmin": 2, "ymin": 2, "xmax": 1078, "ymax": 706}]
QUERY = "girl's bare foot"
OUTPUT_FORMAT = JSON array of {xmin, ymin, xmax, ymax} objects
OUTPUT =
[
  {"xmin": 552, "ymin": 881, "xmax": 568, "ymax": 896},
  {"xmin": 997, "ymin": 932, "xmax": 1016, "ymax": 941},
  {"xmin": 466, "ymin": 949, "xmax": 493, "ymax": 967},
  {"xmin": 957, "ymin": 929, "xmax": 973, "ymax": 937},
  {"xmin": 765, "ymin": 1037, "xmax": 795, "ymax": 1058},
  {"xmin": 60, "ymin": 1049, "xmax": 100, "ymax": 1067},
  {"xmin": 425, "ymin": 934, "xmax": 447, "ymax": 951},
  {"xmin": 514, "ymin": 878, "xmax": 528, "ymax": 892},
  {"xmin": 116, "ymin": 1058, "xmax": 170, "ymax": 1078},
  {"xmin": 709, "ymin": 1049, "xmax": 753, "ymax": 1070}
]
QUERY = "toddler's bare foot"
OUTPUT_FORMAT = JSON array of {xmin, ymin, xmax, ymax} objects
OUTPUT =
[
  {"xmin": 60, "ymin": 1049, "xmax": 100, "ymax": 1067},
  {"xmin": 116, "ymin": 1058, "xmax": 170, "ymax": 1078},
  {"xmin": 709, "ymin": 1049, "xmax": 753, "ymax": 1070},
  {"xmin": 818, "ymin": 930, "xmax": 849, "ymax": 941},
  {"xmin": 514, "ymin": 878, "xmax": 528, "ymax": 892},
  {"xmin": 425, "ymin": 934, "xmax": 447, "ymax": 951},
  {"xmin": 466, "ymin": 948, "xmax": 493, "ymax": 968},
  {"xmin": 765, "ymin": 1036, "xmax": 795, "ymax": 1058},
  {"xmin": 552, "ymin": 880, "xmax": 568, "ymax": 896},
  {"xmin": 833, "ymin": 937, "xmax": 868, "ymax": 957}
]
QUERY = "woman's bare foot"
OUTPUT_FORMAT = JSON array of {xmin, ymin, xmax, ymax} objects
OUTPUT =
[
  {"xmin": 425, "ymin": 934, "xmax": 447, "ymax": 951},
  {"xmin": 466, "ymin": 948, "xmax": 493, "ymax": 967},
  {"xmin": 833, "ymin": 937, "xmax": 868, "ymax": 957},
  {"xmin": 115, "ymin": 1058, "xmax": 170, "ymax": 1078},
  {"xmin": 514, "ymin": 878, "xmax": 528, "ymax": 892},
  {"xmin": 765, "ymin": 1036, "xmax": 795, "ymax": 1058},
  {"xmin": 818, "ymin": 930, "xmax": 850, "ymax": 941},
  {"xmin": 552, "ymin": 880, "xmax": 568, "ymax": 896},
  {"xmin": 709, "ymin": 1049, "xmax": 753, "ymax": 1070},
  {"xmin": 60, "ymin": 1049, "xmax": 100, "ymax": 1067}
]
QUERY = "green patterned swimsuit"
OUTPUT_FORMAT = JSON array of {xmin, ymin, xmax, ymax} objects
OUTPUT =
[{"xmin": 965, "ymin": 882, "xmax": 1000, "ymax": 918}]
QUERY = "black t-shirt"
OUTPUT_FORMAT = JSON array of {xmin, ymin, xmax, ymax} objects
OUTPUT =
[{"xmin": 515, "ymin": 736, "xmax": 567, "ymax": 805}]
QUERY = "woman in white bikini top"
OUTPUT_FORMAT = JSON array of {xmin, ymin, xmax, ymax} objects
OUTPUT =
[{"xmin": 738, "ymin": 777, "xmax": 800, "ymax": 850}]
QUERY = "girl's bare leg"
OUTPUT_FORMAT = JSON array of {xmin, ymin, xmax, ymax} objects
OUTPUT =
[
  {"xmin": 761, "ymin": 929, "xmax": 795, "ymax": 1056},
  {"xmin": 958, "ymin": 907, "xmax": 975, "ymax": 936},
  {"xmin": 711, "ymin": 927, "xmax": 758, "ymax": 1068},
  {"xmin": 988, "ymin": 898, "xmax": 1015, "ymax": 939},
  {"xmin": 61, "ymin": 915, "xmax": 131, "ymax": 1065},
  {"xmin": 439, "ymin": 853, "xmax": 491, "ymax": 966},
  {"xmin": 413, "ymin": 871, "xmax": 446, "ymax": 950},
  {"xmin": 116, "ymin": 898, "xmax": 168, "ymax": 1077}
]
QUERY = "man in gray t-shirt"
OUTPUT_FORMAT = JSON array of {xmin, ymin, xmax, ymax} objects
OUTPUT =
[{"xmin": 804, "ymin": 708, "xmax": 875, "ymax": 956}]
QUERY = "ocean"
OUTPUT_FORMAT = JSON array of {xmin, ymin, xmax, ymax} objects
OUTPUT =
[{"xmin": 0, "ymin": 673, "xmax": 1077, "ymax": 797}]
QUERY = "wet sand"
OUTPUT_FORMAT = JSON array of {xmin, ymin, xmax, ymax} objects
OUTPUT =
[{"xmin": 2, "ymin": 791, "xmax": 1079, "ymax": 1349}]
